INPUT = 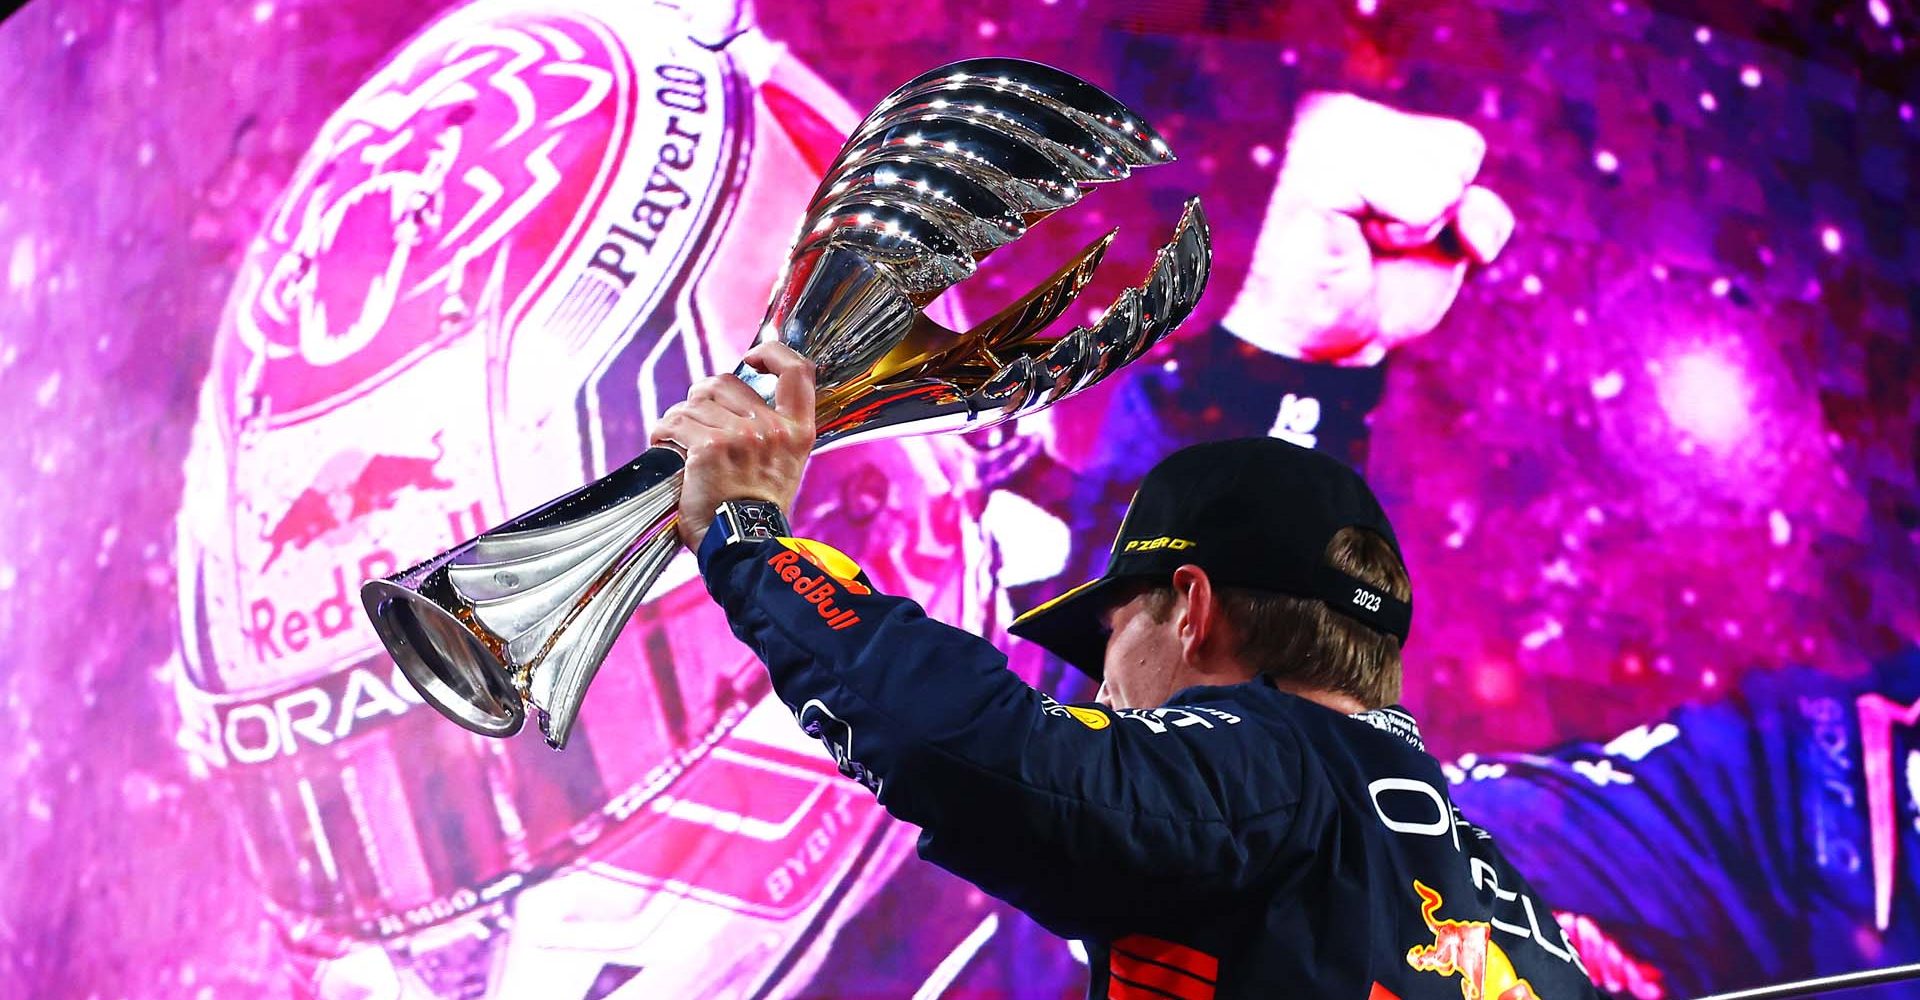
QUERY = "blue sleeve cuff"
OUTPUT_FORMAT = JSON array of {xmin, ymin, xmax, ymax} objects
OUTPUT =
[{"xmin": 695, "ymin": 521, "xmax": 758, "ymax": 579}]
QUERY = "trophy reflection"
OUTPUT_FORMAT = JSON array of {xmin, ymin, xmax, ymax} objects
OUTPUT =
[{"xmin": 361, "ymin": 58, "xmax": 1213, "ymax": 748}]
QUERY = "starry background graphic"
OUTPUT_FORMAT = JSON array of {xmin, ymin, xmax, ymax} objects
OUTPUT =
[{"xmin": 0, "ymin": 0, "xmax": 1916, "ymax": 997}]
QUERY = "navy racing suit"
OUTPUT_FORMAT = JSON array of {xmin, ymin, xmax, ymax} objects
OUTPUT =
[
  {"xmin": 1447, "ymin": 658, "xmax": 1920, "ymax": 1000},
  {"xmin": 698, "ymin": 529, "xmax": 1603, "ymax": 1000}
]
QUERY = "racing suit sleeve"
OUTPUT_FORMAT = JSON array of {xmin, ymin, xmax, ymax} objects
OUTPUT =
[
  {"xmin": 1444, "ymin": 673, "xmax": 1808, "ymax": 999},
  {"xmin": 698, "ymin": 531, "xmax": 1305, "ymax": 941}
]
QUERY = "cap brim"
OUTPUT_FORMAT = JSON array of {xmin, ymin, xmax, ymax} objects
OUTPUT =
[{"xmin": 1008, "ymin": 575, "xmax": 1135, "ymax": 680}]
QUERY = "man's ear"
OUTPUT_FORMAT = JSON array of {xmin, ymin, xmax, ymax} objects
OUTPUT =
[{"xmin": 1171, "ymin": 564, "xmax": 1220, "ymax": 665}]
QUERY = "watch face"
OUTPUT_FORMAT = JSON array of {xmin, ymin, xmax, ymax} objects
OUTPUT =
[{"xmin": 725, "ymin": 500, "xmax": 787, "ymax": 541}]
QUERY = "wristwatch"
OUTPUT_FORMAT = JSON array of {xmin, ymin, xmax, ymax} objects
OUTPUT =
[{"xmin": 712, "ymin": 498, "xmax": 790, "ymax": 545}]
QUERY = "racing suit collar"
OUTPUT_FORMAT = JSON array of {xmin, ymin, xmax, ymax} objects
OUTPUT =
[
  {"xmin": 1345, "ymin": 704, "xmax": 1425, "ymax": 753},
  {"xmin": 1163, "ymin": 681, "xmax": 1426, "ymax": 754}
]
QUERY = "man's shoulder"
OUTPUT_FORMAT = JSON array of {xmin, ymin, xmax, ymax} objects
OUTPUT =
[
  {"xmin": 1158, "ymin": 680, "xmax": 1304, "ymax": 739},
  {"xmin": 1155, "ymin": 683, "xmax": 1443, "ymax": 792}
]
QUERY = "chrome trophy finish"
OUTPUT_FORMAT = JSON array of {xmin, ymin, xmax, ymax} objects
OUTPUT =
[{"xmin": 361, "ymin": 58, "xmax": 1214, "ymax": 749}]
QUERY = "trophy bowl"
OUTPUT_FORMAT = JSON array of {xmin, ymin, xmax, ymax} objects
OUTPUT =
[{"xmin": 361, "ymin": 58, "xmax": 1213, "ymax": 748}]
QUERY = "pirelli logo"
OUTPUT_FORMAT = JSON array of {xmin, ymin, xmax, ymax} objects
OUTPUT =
[
  {"xmin": 767, "ymin": 548, "xmax": 862, "ymax": 630},
  {"xmin": 1122, "ymin": 536, "xmax": 1195, "ymax": 553}
]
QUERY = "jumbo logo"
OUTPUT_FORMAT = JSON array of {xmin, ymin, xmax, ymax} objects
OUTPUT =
[
  {"xmin": 220, "ymin": 10, "xmax": 630, "ymax": 426},
  {"xmin": 766, "ymin": 543, "xmax": 868, "ymax": 631}
]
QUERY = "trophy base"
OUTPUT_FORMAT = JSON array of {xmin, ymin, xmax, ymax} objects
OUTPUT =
[{"xmin": 362, "ymin": 579, "xmax": 526, "ymax": 738}]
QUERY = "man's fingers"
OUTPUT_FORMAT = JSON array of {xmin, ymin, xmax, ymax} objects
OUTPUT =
[
  {"xmin": 1220, "ymin": 202, "xmax": 1379, "ymax": 360},
  {"xmin": 1453, "ymin": 185, "xmax": 1515, "ymax": 265},
  {"xmin": 1280, "ymin": 92, "xmax": 1488, "ymax": 232},
  {"xmin": 741, "ymin": 341, "xmax": 816, "ymax": 428},
  {"xmin": 649, "ymin": 404, "xmax": 726, "ymax": 457},
  {"xmin": 1363, "ymin": 210, "xmax": 1456, "ymax": 253},
  {"xmin": 689, "ymin": 374, "xmax": 770, "ymax": 419}
]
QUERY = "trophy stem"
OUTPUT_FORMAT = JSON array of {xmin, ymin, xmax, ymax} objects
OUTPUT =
[
  {"xmin": 525, "ymin": 504, "xmax": 685, "ymax": 748},
  {"xmin": 362, "ymin": 448, "xmax": 689, "ymax": 745}
]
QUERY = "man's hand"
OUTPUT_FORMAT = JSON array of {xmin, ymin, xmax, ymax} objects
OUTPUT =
[
  {"xmin": 1219, "ymin": 92, "xmax": 1516, "ymax": 367},
  {"xmin": 650, "ymin": 342, "xmax": 816, "ymax": 550}
]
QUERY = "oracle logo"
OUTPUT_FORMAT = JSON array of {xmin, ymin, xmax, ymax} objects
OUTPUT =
[
  {"xmin": 217, "ymin": 662, "xmax": 428, "ymax": 765},
  {"xmin": 221, "ymin": 10, "xmax": 629, "ymax": 426}
]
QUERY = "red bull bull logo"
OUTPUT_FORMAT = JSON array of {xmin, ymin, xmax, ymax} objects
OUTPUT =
[
  {"xmin": 258, "ymin": 434, "xmax": 456, "ymax": 570},
  {"xmin": 1406, "ymin": 880, "xmax": 1543, "ymax": 1000}
]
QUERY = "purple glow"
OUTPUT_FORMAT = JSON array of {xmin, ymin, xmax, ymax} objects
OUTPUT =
[
  {"xmin": 2, "ymin": 2, "xmax": 1914, "ymax": 998},
  {"xmin": 1657, "ymin": 350, "xmax": 1752, "ymax": 449}
]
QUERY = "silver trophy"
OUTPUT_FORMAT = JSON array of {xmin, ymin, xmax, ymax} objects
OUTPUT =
[{"xmin": 360, "ymin": 58, "xmax": 1213, "ymax": 748}]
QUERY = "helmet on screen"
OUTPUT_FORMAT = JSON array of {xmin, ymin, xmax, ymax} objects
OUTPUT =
[{"xmin": 171, "ymin": 1, "xmax": 980, "ymax": 994}]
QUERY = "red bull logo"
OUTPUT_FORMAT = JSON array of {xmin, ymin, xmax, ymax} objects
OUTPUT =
[
  {"xmin": 258, "ymin": 434, "xmax": 457, "ymax": 570},
  {"xmin": 766, "ymin": 545, "xmax": 866, "ymax": 630},
  {"xmin": 1406, "ymin": 881, "xmax": 1542, "ymax": 1000}
]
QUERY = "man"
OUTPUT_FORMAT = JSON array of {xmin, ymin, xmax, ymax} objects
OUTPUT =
[
  {"xmin": 992, "ymin": 90, "xmax": 1920, "ymax": 1000},
  {"xmin": 651, "ymin": 345, "xmax": 1601, "ymax": 999}
]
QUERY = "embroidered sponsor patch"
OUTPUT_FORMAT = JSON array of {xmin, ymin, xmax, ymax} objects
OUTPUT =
[
  {"xmin": 1064, "ymin": 705, "xmax": 1111, "ymax": 730},
  {"xmin": 775, "ymin": 538, "xmax": 872, "ymax": 595},
  {"xmin": 1122, "ymin": 535, "xmax": 1195, "ymax": 553},
  {"xmin": 1040, "ymin": 694, "xmax": 1113, "ymax": 731},
  {"xmin": 1114, "ymin": 705, "xmax": 1242, "ymax": 734},
  {"xmin": 1404, "ymin": 880, "xmax": 1543, "ymax": 1000},
  {"xmin": 796, "ymin": 698, "xmax": 878, "ymax": 793},
  {"xmin": 766, "ymin": 542, "xmax": 867, "ymax": 630}
]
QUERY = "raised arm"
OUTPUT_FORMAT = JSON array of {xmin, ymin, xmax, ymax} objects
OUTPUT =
[{"xmin": 656, "ymin": 344, "xmax": 1305, "ymax": 940}]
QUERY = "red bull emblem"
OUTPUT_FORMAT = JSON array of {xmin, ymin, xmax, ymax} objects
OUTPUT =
[
  {"xmin": 259, "ymin": 434, "xmax": 455, "ymax": 570},
  {"xmin": 1406, "ymin": 881, "xmax": 1542, "ymax": 1000},
  {"xmin": 766, "ymin": 544, "xmax": 867, "ymax": 630}
]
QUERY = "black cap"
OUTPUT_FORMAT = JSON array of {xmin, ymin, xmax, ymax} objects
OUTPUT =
[{"xmin": 1008, "ymin": 437, "xmax": 1411, "ymax": 678}]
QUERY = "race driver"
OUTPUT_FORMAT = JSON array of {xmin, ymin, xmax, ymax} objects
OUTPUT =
[
  {"xmin": 990, "ymin": 89, "xmax": 1920, "ymax": 1000},
  {"xmin": 651, "ymin": 337, "xmax": 1604, "ymax": 998},
  {"xmin": 809, "ymin": 88, "xmax": 1564, "ymax": 1000}
]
